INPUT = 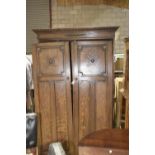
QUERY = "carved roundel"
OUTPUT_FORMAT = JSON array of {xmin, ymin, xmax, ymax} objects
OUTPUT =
[
  {"xmin": 38, "ymin": 47, "xmax": 65, "ymax": 76},
  {"xmin": 86, "ymin": 50, "xmax": 99, "ymax": 65},
  {"xmin": 78, "ymin": 45, "xmax": 106, "ymax": 76}
]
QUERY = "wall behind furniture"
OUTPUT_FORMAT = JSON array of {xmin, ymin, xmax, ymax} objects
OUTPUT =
[
  {"xmin": 52, "ymin": 0, "xmax": 129, "ymax": 54},
  {"xmin": 26, "ymin": 0, "xmax": 49, "ymax": 53},
  {"xmin": 26, "ymin": 0, "xmax": 128, "ymax": 54}
]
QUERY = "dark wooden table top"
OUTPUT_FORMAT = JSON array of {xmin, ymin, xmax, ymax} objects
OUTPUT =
[{"xmin": 79, "ymin": 129, "xmax": 129, "ymax": 150}]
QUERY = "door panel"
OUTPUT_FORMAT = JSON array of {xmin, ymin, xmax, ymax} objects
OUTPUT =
[
  {"xmin": 55, "ymin": 81, "xmax": 68, "ymax": 141},
  {"xmin": 39, "ymin": 80, "xmax": 69, "ymax": 151},
  {"xmin": 96, "ymin": 81, "xmax": 111, "ymax": 130},
  {"xmin": 78, "ymin": 44, "xmax": 106, "ymax": 76},
  {"xmin": 33, "ymin": 42, "xmax": 73, "ymax": 154},
  {"xmin": 78, "ymin": 80, "xmax": 97, "ymax": 140},
  {"xmin": 71, "ymin": 41, "xmax": 113, "ymax": 154},
  {"xmin": 37, "ymin": 43, "xmax": 65, "ymax": 76},
  {"xmin": 39, "ymin": 81, "xmax": 54, "ymax": 146},
  {"xmin": 77, "ymin": 41, "xmax": 108, "ymax": 77},
  {"xmin": 79, "ymin": 81, "xmax": 90, "ymax": 140}
]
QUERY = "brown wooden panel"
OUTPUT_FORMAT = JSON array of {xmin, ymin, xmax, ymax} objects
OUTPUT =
[
  {"xmin": 37, "ymin": 42, "xmax": 65, "ymax": 76},
  {"xmin": 33, "ymin": 27, "xmax": 118, "ymax": 42},
  {"xmin": 55, "ymin": 81, "xmax": 68, "ymax": 141},
  {"xmin": 78, "ymin": 42, "xmax": 107, "ymax": 76},
  {"xmin": 79, "ymin": 81, "xmax": 90, "ymax": 140},
  {"xmin": 79, "ymin": 129, "xmax": 129, "ymax": 155},
  {"xmin": 38, "ymin": 48, "xmax": 64, "ymax": 75},
  {"xmin": 78, "ymin": 81, "xmax": 96, "ymax": 141},
  {"xmin": 33, "ymin": 42, "xmax": 73, "ymax": 155},
  {"xmin": 39, "ymin": 81, "xmax": 55, "ymax": 150},
  {"xmin": 78, "ymin": 80, "xmax": 112, "ymax": 140},
  {"xmin": 96, "ymin": 81, "xmax": 111, "ymax": 130},
  {"xmin": 72, "ymin": 40, "xmax": 113, "ymax": 155},
  {"xmin": 38, "ymin": 81, "xmax": 72, "ymax": 153},
  {"xmin": 32, "ymin": 45, "xmax": 41, "ymax": 155},
  {"xmin": 32, "ymin": 29, "xmax": 117, "ymax": 155},
  {"xmin": 79, "ymin": 129, "xmax": 129, "ymax": 149}
]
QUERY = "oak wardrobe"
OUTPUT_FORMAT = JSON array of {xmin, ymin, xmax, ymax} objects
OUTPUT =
[{"xmin": 32, "ymin": 27, "xmax": 118, "ymax": 155}]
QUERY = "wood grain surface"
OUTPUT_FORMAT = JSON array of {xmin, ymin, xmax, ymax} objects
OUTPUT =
[
  {"xmin": 72, "ymin": 40, "xmax": 113, "ymax": 155},
  {"xmin": 33, "ymin": 42, "xmax": 73, "ymax": 154},
  {"xmin": 79, "ymin": 129, "xmax": 129, "ymax": 155},
  {"xmin": 33, "ymin": 28, "xmax": 117, "ymax": 155}
]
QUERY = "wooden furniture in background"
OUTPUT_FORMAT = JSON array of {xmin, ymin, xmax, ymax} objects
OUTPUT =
[
  {"xmin": 114, "ymin": 77, "xmax": 124, "ymax": 128},
  {"xmin": 123, "ymin": 38, "xmax": 129, "ymax": 128},
  {"xmin": 116, "ymin": 38, "xmax": 129, "ymax": 128},
  {"xmin": 113, "ymin": 54, "xmax": 124, "ymax": 127},
  {"xmin": 114, "ymin": 54, "xmax": 124, "ymax": 78},
  {"xmin": 79, "ymin": 129, "xmax": 129, "ymax": 155},
  {"xmin": 119, "ymin": 89, "xmax": 129, "ymax": 128},
  {"xmin": 32, "ymin": 27, "xmax": 118, "ymax": 155},
  {"xmin": 123, "ymin": 38, "xmax": 129, "ymax": 94}
]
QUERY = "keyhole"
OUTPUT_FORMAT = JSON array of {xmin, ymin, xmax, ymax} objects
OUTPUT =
[
  {"xmin": 49, "ymin": 58, "xmax": 55, "ymax": 65},
  {"xmin": 90, "ymin": 59, "xmax": 95, "ymax": 63}
]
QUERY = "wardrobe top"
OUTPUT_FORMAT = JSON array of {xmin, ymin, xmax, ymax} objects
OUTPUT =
[{"xmin": 33, "ymin": 27, "xmax": 119, "ymax": 42}]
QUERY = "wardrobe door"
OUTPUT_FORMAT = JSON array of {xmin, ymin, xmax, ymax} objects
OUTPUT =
[
  {"xmin": 32, "ymin": 42, "xmax": 73, "ymax": 155},
  {"xmin": 71, "ymin": 41, "xmax": 113, "ymax": 153}
]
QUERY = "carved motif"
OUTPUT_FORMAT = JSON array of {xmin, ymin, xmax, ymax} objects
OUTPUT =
[
  {"xmin": 38, "ymin": 46, "xmax": 65, "ymax": 76},
  {"xmin": 49, "ymin": 57, "xmax": 55, "ymax": 65},
  {"xmin": 90, "ymin": 58, "xmax": 95, "ymax": 63},
  {"xmin": 86, "ymin": 50, "xmax": 99, "ymax": 65},
  {"xmin": 78, "ymin": 45, "xmax": 107, "ymax": 76}
]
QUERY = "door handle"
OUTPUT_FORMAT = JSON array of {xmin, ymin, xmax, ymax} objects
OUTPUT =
[
  {"xmin": 71, "ymin": 78, "xmax": 78, "ymax": 85},
  {"xmin": 71, "ymin": 80, "xmax": 75, "ymax": 85}
]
